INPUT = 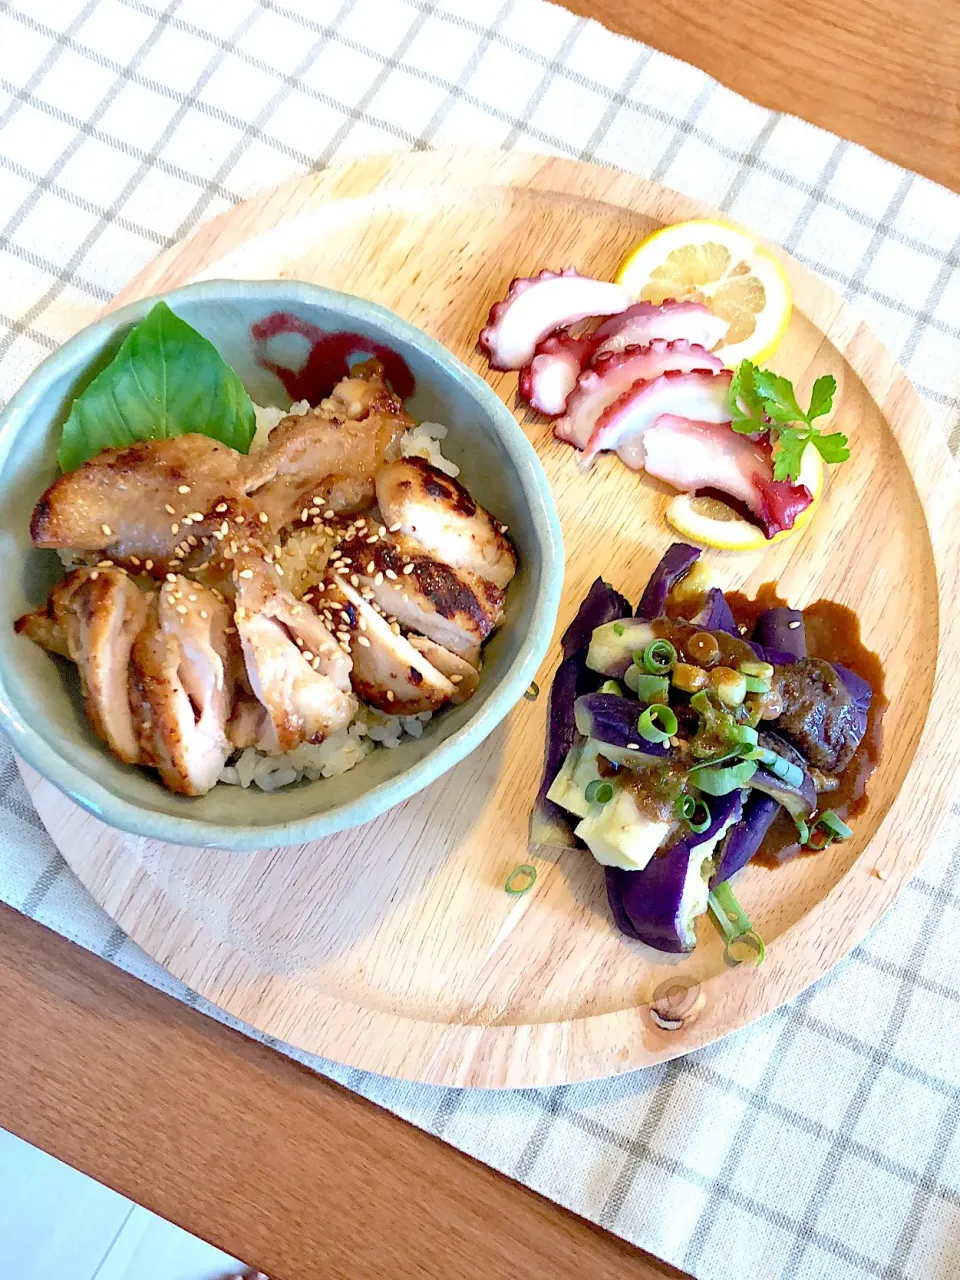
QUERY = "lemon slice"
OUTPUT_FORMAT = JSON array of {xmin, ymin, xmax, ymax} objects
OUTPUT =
[
  {"xmin": 665, "ymin": 443, "xmax": 824, "ymax": 551},
  {"xmin": 616, "ymin": 220, "xmax": 792, "ymax": 366}
]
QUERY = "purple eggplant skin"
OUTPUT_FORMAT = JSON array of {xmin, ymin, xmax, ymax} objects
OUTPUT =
[
  {"xmin": 607, "ymin": 791, "xmax": 743, "ymax": 951},
  {"xmin": 691, "ymin": 587, "xmax": 738, "ymax": 637},
  {"xmin": 574, "ymin": 693, "xmax": 674, "ymax": 758},
  {"xmin": 834, "ymin": 662, "xmax": 872, "ymax": 738},
  {"xmin": 606, "ymin": 843, "xmax": 695, "ymax": 952},
  {"xmin": 531, "ymin": 579, "xmax": 631, "ymax": 848},
  {"xmin": 561, "ymin": 578, "xmax": 631, "ymax": 659},
  {"xmin": 752, "ymin": 607, "xmax": 807, "ymax": 659},
  {"xmin": 747, "ymin": 764, "xmax": 817, "ymax": 823},
  {"xmin": 711, "ymin": 794, "xmax": 780, "ymax": 887},
  {"xmin": 635, "ymin": 543, "xmax": 700, "ymax": 619}
]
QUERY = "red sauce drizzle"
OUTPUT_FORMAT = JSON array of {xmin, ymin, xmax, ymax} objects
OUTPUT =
[{"xmin": 251, "ymin": 312, "xmax": 415, "ymax": 402}]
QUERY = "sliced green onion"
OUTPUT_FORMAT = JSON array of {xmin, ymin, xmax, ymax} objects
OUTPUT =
[
  {"xmin": 806, "ymin": 809, "xmax": 853, "ymax": 850},
  {"xmin": 820, "ymin": 810, "xmax": 853, "ymax": 839},
  {"xmin": 625, "ymin": 667, "xmax": 669, "ymax": 702},
  {"xmin": 744, "ymin": 676, "xmax": 771, "ymax": 694},
  {"xmin": 729, "ymin": 724, "xmax": 759, "ymax": 750},
  {"xmin": 688, "ymin": 750, "xmax": 741, "ymax": 774},
  {"xmin": 740, "ymin": 660, "xmax": 774, "ymax": 682},
  {"xmin": 746, "ymin": 747, "xmax": 804, "ymax": 789},
  {"xmin": 637, "ymin": 703, "xmax": 678, "ymax": 744},
  {"xmin": 642, "ymin": 639, "xmax": 677, "ymax": 674},
  {"xmin": 708, "ymin": 881, "xmax": 765, "ymax": 968},
  {"xmin": 505, "ymin": 864, "xmax": 537, "ymax": 895},
  {"xmin": 599, "ymin": 679, "xmax": 624, "ymax": 695},
  {"xmin": 690, "ymin": 690, "xmax": 712, "ymax": 716},
  {"xmin": 613, "ymin": 622, "xmax": 625, "ymax": 636},
  {"xmin": 585, "ymin": 779, "xmax": 614, "ymax": 805},
  {"xmin": 524, "ymin": 681, "xmax": 540, "ymax": 701},
  {"xmin": 692, "ymin": 759, "xmax": 758, "ymax": 795},
  {"xmin": 795, "ymin": 818, "xmax": 810, "ymax": 845},
  {"xmin": 675, "ymin": 794, "xmax": 697, "ymax": 821}
]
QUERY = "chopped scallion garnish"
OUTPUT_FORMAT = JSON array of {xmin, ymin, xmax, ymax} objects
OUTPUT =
[
  {"xmin": 806, "ymin": 809, "xmax": 853, "ymax": 849},
  {"xmin": 637, "ymin": 703, "xmax": 678, "ymax": 744},
  {"xmin": 642, "ymin": 639, "xmax": 677, "ymax": 675},
  {"xmin": 524, "ymin": 681, "xmax": 540, "ymax": 701},
  {"xmin": 747, "ymin": 747, "xmax": 804, "ymax": 789},
  {"xmin": 585, "ymin": 779, "xmax": 615, "ymax": 805},
  {"xmin": 744, "ymin": 676, "xmax": 771, "ymax": 694},
  {"xmin": 625, "ymin": 668, "xmax": 670, "ymax": 702},
  {"xmin": 505, "ymin": 864, "xmax": 537, "ymax": 895},
  {"xmin": 739, "ymin": 660, "xmax": 774, "ymax": 682},
  {"xmin": 692, "ymin": 759, "xmax": 758, "ymax": 795},
  {"xmin": 613, "ymin": 622, "xmax": 625, "ymax": 636},
  {"xmin": 599, "ymin": 679, "xmax": 624, "ymax": 695},
  {"xmin": 708, "ymin": 881, "xmax": 765, "ymax": 967}
]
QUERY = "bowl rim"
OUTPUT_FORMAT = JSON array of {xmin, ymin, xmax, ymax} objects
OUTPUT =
[{"xmin": 0, "ymin": 278, "xmax": 564, "ymax": 851}]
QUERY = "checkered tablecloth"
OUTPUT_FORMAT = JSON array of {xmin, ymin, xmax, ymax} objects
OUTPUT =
[{"xmin": 3, "ymin": 2, "xmax": 960, "ymax": 1277}]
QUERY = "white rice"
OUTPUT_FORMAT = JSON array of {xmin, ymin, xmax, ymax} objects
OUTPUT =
[{"xmin": 220, "ymin": 400, "xmax": 457, "ymax": 791}]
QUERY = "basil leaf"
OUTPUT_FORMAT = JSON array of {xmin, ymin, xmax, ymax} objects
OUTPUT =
[{"xmin": 58, "ymin": 301, "xmax": 255, "ymax": 472}]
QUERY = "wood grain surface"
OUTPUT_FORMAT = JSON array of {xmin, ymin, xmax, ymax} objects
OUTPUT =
[
  {"xmin": 4, "ymin": 5, "xmax": 959, "ymax": 1275},
  {"xmin": 556, "ymin": 0, "xmax": 960, "ymax": 193},
  {"xmin": 0, "ymin": 905, "xmax": 686, "ymax": 1280},
  {"xmin": 24, "ymin": 150, "xmax": 960, "ymax": 1090}
]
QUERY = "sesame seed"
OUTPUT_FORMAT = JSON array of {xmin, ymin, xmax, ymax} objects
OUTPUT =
[
  {"xmin": 234, "ymin": 515, "xmax": 244, "ymax": 525},
  {"xmin": 176, "ymin": 605, "xmax": 187, "ymax": 615},
  {"xmin": 316, "ymin": 582, "xmax": 326, "ymax": 592},
  {"xmin": 170, "ymin": 559, "xmax": 182, "ymax": 568},
  {"xmin": 215, "ymin": 503, "xmax": 228, "ymax": 513},
  {"xmin": 301, "ymin": 508, "xmax": 309, "ymax": 522},
  {"xmin": 374, "ymin": 572, "xmax": 384, "ymax": 586},
  {"xmin": 366, "ymin": 560, "xmax": 375, "ymax": 573},
  {"xmin": 182, "ymin": 516, "xmax": 193, "ymax": 526},
  {"xmin": 385, "ymin": 569, "xmax": 398, "ymax": 580},
  {"xmin": 324, "ymin": 509, "xmax": 335, "ymax": 520},
  {"xmin": 402, "ymin": 563, "xmax": 415, "ymax": 575},
  {"xmin": 165, "ymin": 504, "xmax": 176, "ymax": 515},
  {"xmin": 873, "ymin": 868, "xmax": 888, "ymax": 881},
  {"xmin": 366, "ymin": 534, "xmax": 379, "ymax": 544},
  {"xmin": 627, "ymin": 742, "xmax": 640, "ymax": 750},
  {"xmin": 238, "ymin": 568, "xmax": 254, "ymax": 579},
  {"xmin": 357, "ymin": 635, "xmax": 371, "ymax": 648},
  {"xmin": 166, "ymin": 572, "xmax": 177, "ymax": 583},
  {"xmin": 220, "ymin": 522, "xmax": 229, "ymax": 535},
  {"xmin": 100, "ymin": 524, "xmax": 112, "ymax": 536},
  {"xmin": 350, "ymin": 574, "xmax": 359, "ymax": 587},
  {"xmin": 450, "ymin": 674, "xmax": 463, "ymax": 684},
  {"xmin": 378, "ymin": 525, "xmax": 386, "ymax": 537},
  {"xmin": 129, "ymin": 556, "xmax": 140, "ymax": 566},
  {"xmin": 339, "ymin": 641, "xmax": 350, "ymax": 652},
  {"xmin": 259, "ymin": 512, "xmax": 269, "ymax": 524},
  {"xmin": 97, "ymin": 559, "xmax": 113, "ymax": 568},
  {"xmin": 170, "ymin": 523, "xmax": 179, "ymax": 534},
  {"xmin": 145, "ymin": 560, "xmax": 153, "ymax": 571},
  {"xmin": 358, "ymin": 616, "xmax": 367, "ymax": 631},
  {"xmin": 90, "ymin": 570, "xmax": 99, "ymax": 579},
  {"xmin": 302, "ymin": 651, "xmax": 314, "ymax": 662},
  {"xmin": 200, "ymin": 610, "xmax": 208, "ymax": 619},
  {"xmin": 386, "ymin": 690, "xmax": 395, "ymax": 703},
  {"xmin": 178, "ymin": 484, "xmax": 190, "ymax": 494},
  {"xmin": 189, "ymin": 512, "xmax": 203, "ymax": 522},
  {"xmin": 187, "ymin": 535, "xmax": 198, "ymax": 547},
  {"xmin": 188, "ymin": 593, "xmax": 197, "ymax": 601},
  {"xmin": 388, "ymin": 522, "xmax": 402, "ymax": 532},
  {"xmin": 390, "ymin": 622, "xmax": 401, "ymax": 635},
  {"xmin": 788, "ymin": 620, "xmax": 801, "ymax": 629},
  {"xmin": 276, "ymin": 565, "xmax": 284, "ymax": 576}
]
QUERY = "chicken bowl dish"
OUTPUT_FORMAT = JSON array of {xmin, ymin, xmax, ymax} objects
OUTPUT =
[{"xmin": 0, "ymin": 281, "xmax": 562, "ymax": 849}]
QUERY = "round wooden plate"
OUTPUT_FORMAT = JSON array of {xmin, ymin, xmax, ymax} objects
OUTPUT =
[{"xmin": 21, "ymin": 151, "xmax": 960, "ymax": 1088}]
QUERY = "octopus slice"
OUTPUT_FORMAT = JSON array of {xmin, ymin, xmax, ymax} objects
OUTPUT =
[
  {"xmin": 129, "ymin": 579, "xmax": 235, "ymax": 795},
  {"xmin": 478, "ymin": 270, "xmax": 633, "ymax": 370},
  {"xmin": 590, "ymin": 300, "xmax": 729, "ymax": 358},
  {"xmin": 322, "ymin": 578, "xmax": 455, "ymax": 716},
  {"xmin": 581, "ymin": 369, "xmax": 733, "ymax": 469},
  {"xmin": 646, "ymin": 416, "xmax": 812, "ymax": 539},
  {"xmin": 233, "ymin": 553, "xmax": 356, "ymax": 754},
  {"xmin": 375, "ymin": 457, "xmax": 516, "ymax": 589},
  {"xmin": 554, "ymin": 340, "xmax": 725, "ymax": 452},
  {"xmin": 518, "ymin": 332, "xmax": 597, "ymax": 417},
  {"xmin": 30, "ymin": 434, "xmax": 250, "ymax": 573}
]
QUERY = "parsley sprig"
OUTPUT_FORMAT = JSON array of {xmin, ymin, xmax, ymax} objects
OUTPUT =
[{"xmin": 729, "ymin": 360, "xmax": 850, "ymax": 483}]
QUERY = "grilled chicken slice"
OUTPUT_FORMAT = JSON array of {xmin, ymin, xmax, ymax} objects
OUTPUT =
[
  {"xmin": 375, "ymin": 457, "xmax": 516, "ymax": 588},
  {"xmin": 333, "ymin": 525, "xmax": 504, "ymax": 665},
  {"xmin": 30, "ymin": 567, "xmax": 150, "ymax": 764},
  {"xmin": 406, "ymin": 634, "xmax": 479, "ymax": 705},
  {"xmin": 322, "ymin": 577, "xmax": 455, "ymax": 715},
  {"xmin": 233, "ymin": 552, "xmax": 356, "ymax": 753},
  {"xmin": 244, "ymin": 362, "xmax": 412, "ymax": 533},
  {"xmin": 129, "ymin": 579, "xmax": 234, "ymax": 795},
  {"xmin": 30, "ymin": 435, "xmax": 251, "ymax": 574}
]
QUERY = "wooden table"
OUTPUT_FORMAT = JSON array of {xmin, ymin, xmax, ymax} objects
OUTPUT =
[{"xmin": 1, "ymin": 4, "xmax": 954, "ymax": 1278}]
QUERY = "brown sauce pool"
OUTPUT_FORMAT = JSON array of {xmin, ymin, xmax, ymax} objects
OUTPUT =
[{"xmin": 725, "ymin": 586, "xmax": 887, "ymax": 866}]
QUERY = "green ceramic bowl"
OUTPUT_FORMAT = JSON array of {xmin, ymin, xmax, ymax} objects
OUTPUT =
[{"xmin": 0, "ymin": 280, "xmax": 563, "ymax": 851}]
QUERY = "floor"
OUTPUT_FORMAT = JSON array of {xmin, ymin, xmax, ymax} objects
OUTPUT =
[{"xmin": 0, "ymin": 1126, "xmax": 250, "ymax": 1279}]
